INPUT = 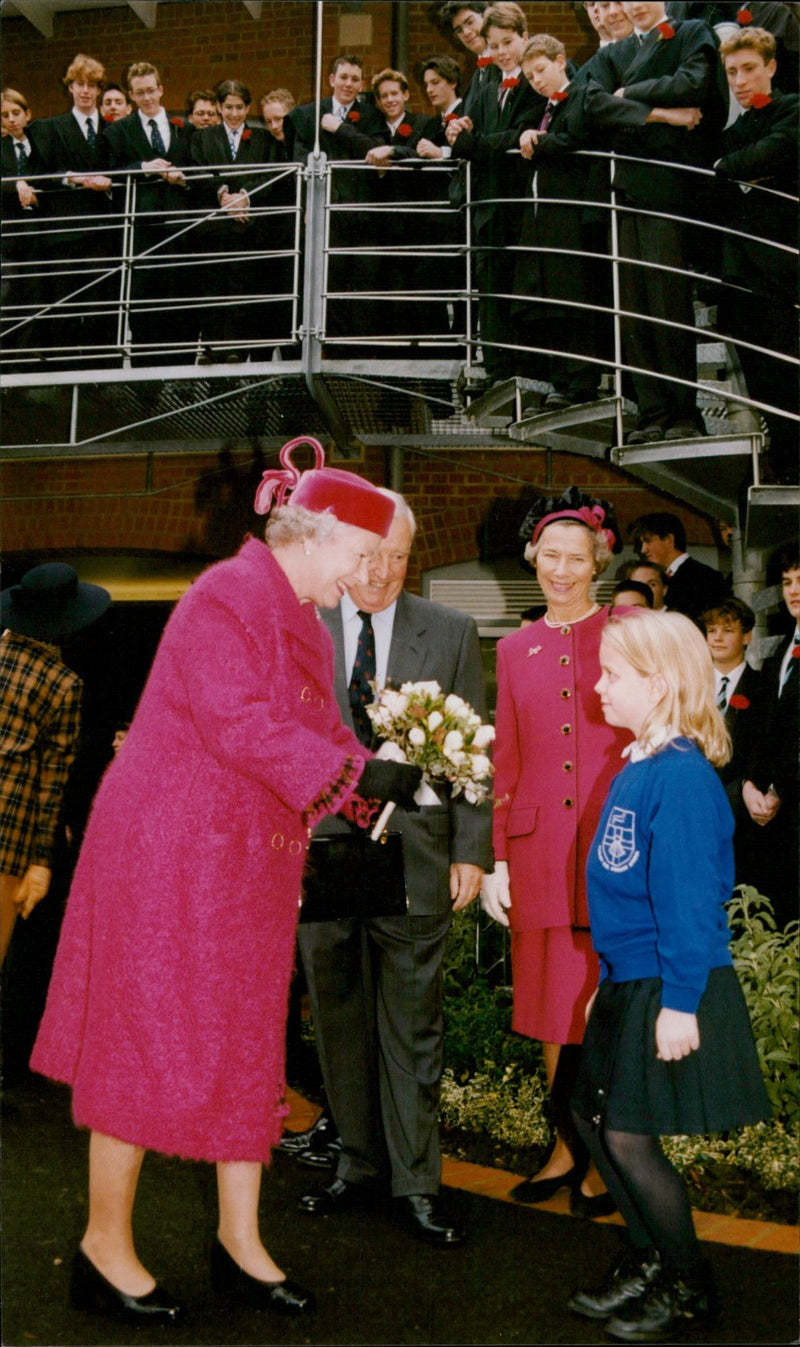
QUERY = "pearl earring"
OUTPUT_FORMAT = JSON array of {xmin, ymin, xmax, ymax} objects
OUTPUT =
[{"xmin": 303, "ymin": 543, "xmax": 312, "ymax": 556}]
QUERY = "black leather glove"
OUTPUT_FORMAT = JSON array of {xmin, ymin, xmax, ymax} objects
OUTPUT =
[{"xmin": 357, "ymin": 759, "xmax": 423, "ymax": 811}]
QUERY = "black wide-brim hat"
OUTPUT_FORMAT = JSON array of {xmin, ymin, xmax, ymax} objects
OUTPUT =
[{"xmin": 1, "ymin": 563, "xmax": 111, "ymax": 642}]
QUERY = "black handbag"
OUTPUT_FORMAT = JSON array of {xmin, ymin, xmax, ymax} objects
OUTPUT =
[{"xmin": 299, "ymin": 829, "xmax": 408, "ymax": 922}]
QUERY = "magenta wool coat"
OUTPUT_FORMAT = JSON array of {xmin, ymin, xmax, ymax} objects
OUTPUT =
[
  {"xmin": 493, "ymin": 609, "xmax": 631, "ymax": 931},
  {"xmin": 31, "ymin": 538, "xmax": 366, "ymax": 1164}
]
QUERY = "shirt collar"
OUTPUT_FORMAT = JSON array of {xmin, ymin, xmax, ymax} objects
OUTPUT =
[
  {"xmin": 332, "ymin": 97, "xmax": 353, "ymax": 117},
  {"xmin": 443, "ymin": 98, "xmax": 461, "ymax": 116},
  {"xmin": 138, "ymin": 107, "xmax": 167, "ymax": 131},
  {"xmin": 72, "ymin": 107, "xmax": 96, "ymax": 131}
]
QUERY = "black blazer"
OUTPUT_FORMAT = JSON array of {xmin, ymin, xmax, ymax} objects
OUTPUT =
[
  {"xmin": 580, "ymin": 18, "xmax": 725, "ymax": 209},
  {"xmin": 34, "ymin": 109, "xmax": 111, "ymax": 217},
  {"xmin": 1, "ymin": 130, "xmax": 47, "ymax": 221},
  {"xmin": 716, "ymin": 90, "xmax": 799, "ymax": 298},
  {"xmin": 289, "ymin": 95, "xmax": 383, "ymax": 161},
  {"xmin": 747, "ymin": 632, "xmax": 799, "ymax": 805},
  {"xmin": 100, "ymin": 110, "xmax": 192, "ymax": 214},
  {"xmin": 663, "ymin": 555, "xmax": 728, "ymax": 622},
  {"xmin": 463, "ymin": 61, "xmax": 501, "ymax": 121},
  {"xmin": 450, "ymin": 77, "xmax": 544, "ymax": 236},
  {"xmin": 718, "ymin": 663, "xmax": 764, "ymax": 811}
]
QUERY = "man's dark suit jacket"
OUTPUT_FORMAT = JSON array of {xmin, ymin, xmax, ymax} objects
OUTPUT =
[
  {"xmin": 189, "ymin": 123, "xmax": 289, "ymax": 207},
  {"xmin": 718, "ymin": 663, "xmax": 763, "ymax": 804},
  {"xmin": 463, "ymin": 61, "xmax": 501, "ymax": 121},
  {"xmin": 35, "ymin": 110, "xmax": 112, "ymax": 220},
  {"xmin": 450, "ymin": 76, "xmax": 544, "ymax": 235},
  {"xmin": 742, "ymin": 631, "xmax": 799, "ymax": 924},
  {"xmin": 313, "ymin": 591, "xmax": 492, "ymax": 915},
  {"xmin": 1, "ymin": 131, "xmax": 47, "ymax": 220},
  {"xmin": 664, "ymin": 555, "xmax": 727, "ymax": 621},
  {"xmin": 99, "ymin": 110, "xmax": 192, "ymax": 213},
  {"xmin": 579, "ymin": 18, "xmax": 724, "ymax": 209},
  {"xmin": 716, "ymin": 90, "xmax": 799, "ymax": 297}
]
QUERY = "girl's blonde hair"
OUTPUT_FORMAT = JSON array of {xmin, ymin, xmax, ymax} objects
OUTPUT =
[{"xmin": 602, "ymin": 609, "xmax": 731, "ymax": 767}]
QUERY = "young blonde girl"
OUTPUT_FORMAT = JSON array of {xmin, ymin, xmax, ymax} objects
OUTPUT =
[{"xmin": 569, "ymin": 610, "xmax": 769, "ymax": 1343}]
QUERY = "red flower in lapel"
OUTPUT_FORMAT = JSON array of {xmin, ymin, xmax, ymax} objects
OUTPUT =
[
  {"xmin": 657, "ymin": 21, "xmax": 675, "ymax": 39},
  {"xmin": 793, "ymin": 644, "xmax": 800, "ymax": 659},
  {"xmin": 169, "ymin": 117, "xmax": 185, "ymax": 129},
  {"xmin": 347, "ymin": 109, "xmax": 360, "ymax": 123},
  {"xmin": 102, "ymin": 114, "xmax": 115, "ymax": 124},
  {"xmin": 729, "ymin": 693, "xmax": 750, "ymax": 710},
  {"xmin": 397, "ymin": 122, "xmax": 413, "ymax": 138},
  {"xmin": 551, "ymin": 90, "xmax": 568, "ymax": 102},
  {"xmin": 501, "ymin": 77, "xmax": 520, "ymax": 90},
  {"xmin": 443, "ymin": 112, "xmax": 459, "ymax": 122},
  {"xmin": 750, "ymin": 93, "xmax": 772, "ymax": 109},
  {"xmin": 477, "ymin": 55, "xmax": 494, "ymax": 68},
  {"xmin": 737, "ymin": 7, "xmax": 753, "ymax": 23},
  {"xmin": 241, "ymin": 128, "xmax": 252, "ymax": 141}
]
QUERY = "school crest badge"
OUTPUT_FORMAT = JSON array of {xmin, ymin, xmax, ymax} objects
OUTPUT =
[{"xmin": 598, "ymin": 807, "xmax": 639, "ymax": 873}]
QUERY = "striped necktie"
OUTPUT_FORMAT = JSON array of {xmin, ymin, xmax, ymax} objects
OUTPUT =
[
  {"xmin": 85, "ymin": 117, "xmax": 96, "ymax": 145},
  {"xmin": 149, "ymin": 118, "xmax": 167, "ymax": 155},
  {"xmin": 717, "ymin": 675, "xmax": 729, "ymax": 711},
  {"xmin": 15, "ymin": 141, "xmax": 28, "ymax": 171}
]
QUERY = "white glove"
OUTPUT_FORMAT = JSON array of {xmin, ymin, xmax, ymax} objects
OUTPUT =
[{"xmin": 480, "ymin": 861, "xmax": 511, "ymax": 927}]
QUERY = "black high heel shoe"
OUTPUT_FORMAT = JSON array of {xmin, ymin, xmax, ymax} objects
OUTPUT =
[
  {"xmin": 70, "ymin": 1246, "xmax": 185, "ymax": 1324},
  {"xmin": 210, "ymin": 1237, "xmax": 314, "ymax": 1315},
  {"xmin": 509, "ymin": 1163, "xmax": 584, "ymax": 1204}
]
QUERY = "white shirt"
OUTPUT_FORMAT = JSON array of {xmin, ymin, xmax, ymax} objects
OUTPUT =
[
  {"xmin": 714, "ymin": 660, "xmax": 747, "ymax": 708},
  {"xmin": 331, "ymin": 97, "xmax": 354, "ymax": 122},
  {"xmin": 665, "ymin": 552, "xmax": 689, "ymax": 579},
  {"xmin": 225, "ymin": 125, "xmax": 243, "ymax": 155},
  {"xmin": 138, "ymin": 107, "xmax": 171, "ymax": 149},
  {"xmin": 71, "ymin": 107, "xmax": 99, "ymax": 140},
  {"xmin": 341, "ymin": 592, "xmax": 396, "ymax": 690},
  {"xmin": 386, "ymin": 115, "xmax": 406, "ymax": 135}
]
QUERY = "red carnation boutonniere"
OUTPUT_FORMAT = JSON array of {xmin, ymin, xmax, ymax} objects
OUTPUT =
[
  {"xmin": 738, "ymin": 7, "xmax": 753, "ymax": 23},
  {"xmin": 241, "ymin": 128, "xmax": 252, "ymax": 141},
  {"xmin": 169, "ymin": 117, "xmax": 185, "ymax": 129},
  {"xmin": 347, "ymin": 109, "xmax": 360, "ymax": 124},
  {"xmin": 477, "ymin": 55, "xmax": 494, "ymax": 69},
  {"xmin": 102, "ymin": 113, "xmax": 115, "ymax": 124},
  {"xmin": 501, "ymin": 77, "xmax": 520, "ymax": 90},
  {"xmin": 750, "ymin": 93, "xmax": 772, "ymax": 109},
  {"xmin": 793, "ymin": 643, "xmax": 800, "ymax": 658},
  {"xmin": 396, "ymin": 122, "xmax": 413, "ymax": 138},
  {"xmin": 443, "ymin": 112, "xmax": 459, "ymax": 123},
  {"xmin": 657, "ymin": 21, "xmax": 675, "ymax": 39},
  {"xmin": 729, "ymin": 693, "xmax": 751, "ymax": 710},
  {"xmin": 551, "ymin": 90, "xmax": 568, "ymax": 102}
]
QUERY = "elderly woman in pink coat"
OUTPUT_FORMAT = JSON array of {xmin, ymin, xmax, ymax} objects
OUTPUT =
[
  {"xmin": 481, "ymin": 488, "xmax": 631, "ymax": 1218},
  {"xmin": 31, "ymin": 439, "xmax": 421, "ymax": 1326}
]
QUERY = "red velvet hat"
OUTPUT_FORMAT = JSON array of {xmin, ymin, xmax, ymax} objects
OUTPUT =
[{"xmin": 254, "ymin": 438, "xmax": 395, "ymax": 538}]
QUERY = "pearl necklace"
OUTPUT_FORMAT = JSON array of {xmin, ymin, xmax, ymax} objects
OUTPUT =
[{"xmin": 543, "ymin": 602, "xmax": 600, "ymax": 629}]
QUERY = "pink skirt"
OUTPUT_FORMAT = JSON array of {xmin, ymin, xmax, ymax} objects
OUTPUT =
[{"xmin": 510, "ymin": 926, "xmax": 598, "ymax": 1045}]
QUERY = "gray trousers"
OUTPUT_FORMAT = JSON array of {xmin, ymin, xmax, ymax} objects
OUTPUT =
[{"xmin": 297, "ymin": 910, "xmax": 452, "ymax": 1197}]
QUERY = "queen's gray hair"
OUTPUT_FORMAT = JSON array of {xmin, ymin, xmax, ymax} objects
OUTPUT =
[
  {"xmin": 524, "ymin": 519, "xmax": 612, "ymax": 575},
  {"xmin": 264, "ymin": 503, "xmax": 342, "ymax": 549}
]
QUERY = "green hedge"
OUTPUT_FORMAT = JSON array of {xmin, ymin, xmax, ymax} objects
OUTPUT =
[{"xmin": 441, "ymin": 885, "xmax": 799, "ymax": 1194}]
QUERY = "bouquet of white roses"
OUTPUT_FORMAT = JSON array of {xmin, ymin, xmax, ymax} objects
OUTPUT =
[{"xmin": 366, "ymin": 680, "xmax": 494, "ymax": 839}]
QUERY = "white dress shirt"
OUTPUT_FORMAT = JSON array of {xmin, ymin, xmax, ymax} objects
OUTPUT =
[{"xmin": 341, "ymin": 592, "xmax": 396, "ymax": 690}]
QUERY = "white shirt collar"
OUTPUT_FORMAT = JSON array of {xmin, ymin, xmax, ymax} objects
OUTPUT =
[
  {"xmin": 331, "ymin": 97, "xmax": 353, "ymax": 118},
  {"xmin": 622, "ymin": 727, "xmax": 679, "ymax": 762},
  {"xmin": 138, "ymin": 107, "xmax": 168, "ymax": 133},
  {"xmin": 442, "ymin": 98, "xmax": 461, "ymax": 116},
  {"xmin": 714, "ymin": 661, "xmax": 746, "ymax": 696},
  {"xmin": 666, "ymin": 552, "xmax": 688, "ymax": 576},
  {"xmin": 387, "ymin": 114, "xmax": 406, "ymax": 133},
  {"xmin": 72, "ymin": 107, "xmax": 97, "ymax": 133}
]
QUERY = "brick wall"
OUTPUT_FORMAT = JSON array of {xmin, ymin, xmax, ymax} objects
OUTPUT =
[
  {"xmin": 3, "ymin": 2, "xmax": 595, "ymax": 120},
  {"xmin": 0, "ymin": 446, "xmax": 720, "ymax": 595}
]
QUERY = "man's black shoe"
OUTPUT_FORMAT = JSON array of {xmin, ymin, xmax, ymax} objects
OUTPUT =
[
  {"xmin": 397, "ymin": 1195, "xmax": 466, "ymax": 1248},
  {"xmin": 278, "ymin": 1112, "xmax": 340, "ymax": 1166},
  {"xmin": 299, "ymin": 1177, "xmax": 372, "ymax": 1216},
  {"xmin": 568, "ymin": 1246, "xmax": 660, "ymax": 1320}
]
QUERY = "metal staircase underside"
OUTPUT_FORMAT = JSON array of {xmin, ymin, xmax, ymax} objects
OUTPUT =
[{"xmin": 2, "ymin": 352, "xmax": 797, "ymax": 551}]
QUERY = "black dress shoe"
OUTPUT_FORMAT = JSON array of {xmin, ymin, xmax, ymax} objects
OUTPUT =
[
  {"xmin": 297, "ymin": 1134, "xmax": 342, "ymax": 1169},
  {"xmin": 70, "ymin": 1246, "xmax": 185, "ymax": 1324},
  {"xmin": 606, "ymin": 1262, "xmax": 719, "ymax": 1341},
  {"xmin": 510, "ymin": 1164, "xmax": 582, "ymax": 1204},
  {"xmin": 210, "ymin": 1238, "xmax": 314, "ymax": 1315},
  {"xmin": 277, "ymin": 1111, "xmax": 337, "ymax": 1156},
  {"xmin": 398, "ymin": 1195, "xmax": 466, "ymax": 1247},
  {"xmin": 570, "ymin": 1188, "xmax": 618, "ymax": 1219},
  {"xmin": 568, "ymin": 1246, "xmax": 660, "ymax": 1320},
  {"xmin": 299, "ymin": 1175, "xmax": 372, "ymax": 1215}
]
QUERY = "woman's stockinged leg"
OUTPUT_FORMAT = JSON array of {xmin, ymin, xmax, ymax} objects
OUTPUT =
[
  {"xmin": 216, "ymin": 1160, "xmax": 285, "ymax": 1282},
  {"xmin": 81, "ymin": 1130, "xmax": 154, "ymax": 1296}
]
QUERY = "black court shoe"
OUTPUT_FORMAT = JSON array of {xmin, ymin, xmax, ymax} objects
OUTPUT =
[
  {"xmin": 70, "ymin": 1246, "xmax": 185, "ymax": 1325},
  {"xmin": 210, "ymin": 1237, "xmax": 314, "ymax": 1315}
]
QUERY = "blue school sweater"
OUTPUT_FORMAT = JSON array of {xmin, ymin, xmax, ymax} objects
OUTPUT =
[{"xmin": 586, "ymin": 738, "xmax": 734, "ymax": 1013}]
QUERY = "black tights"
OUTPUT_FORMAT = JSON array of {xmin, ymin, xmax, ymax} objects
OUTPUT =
[{"xmin": 573, "ymin": 1109, "xmax": 699, "ymax": 1273}]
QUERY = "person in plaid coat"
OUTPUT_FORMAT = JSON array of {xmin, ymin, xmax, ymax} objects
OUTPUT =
[{"xmin": 0, "ymin": 564, "xmax": 110, "ymax": 963}]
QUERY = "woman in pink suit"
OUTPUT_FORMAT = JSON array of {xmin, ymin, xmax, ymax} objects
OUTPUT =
[
  {"xmin": 30, "ymin": 439, "xmax": 421, "ymax": 1326},
  {"xmin": 482, "ymin": 487, "xmax": 630, "ymax": 1216}
]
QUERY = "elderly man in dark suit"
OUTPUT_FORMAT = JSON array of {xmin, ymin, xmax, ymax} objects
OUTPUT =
[
  {"xmin": 633, "ymin": 511, "xmax": 727, "ymax": 622},
  {"xmin": 100, "ymin": 62, "xmax": 193, "ymax": 363},
  {"xmin": 298, "ymin": 491, "xmax": 492, "ymax": 1246}
]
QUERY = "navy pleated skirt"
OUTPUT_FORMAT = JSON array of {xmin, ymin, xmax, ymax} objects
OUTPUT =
[{"xmin": 572, "ymin": 966, "xmax": 771, "ymax": 1136}]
